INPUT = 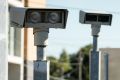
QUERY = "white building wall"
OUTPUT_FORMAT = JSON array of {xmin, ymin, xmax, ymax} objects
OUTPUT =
[
  {"xmin": 0, "ymin": 0, "xmax": 8, "ymax": 80},
  {"xmin": 8, "ymin": 0, "xmax": 24, "ymax": 80}
]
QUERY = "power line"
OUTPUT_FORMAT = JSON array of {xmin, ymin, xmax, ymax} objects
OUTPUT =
[
  {"xmin": 47, "ymin": 4, "xmax": 120, "ymax": 15},
  {"xmin": 47, "ymin": 60, "xmax": 81, "ymax": 65},
  {"xmin": 27, "ymin": 1, "xmax": 120, "ymax": 15}
]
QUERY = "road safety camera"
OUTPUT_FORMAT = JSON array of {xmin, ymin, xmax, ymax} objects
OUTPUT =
[
  {"xmin": 79, "ymin": 10, "xmax": 113, "ymax": 80},
  {"xmin": 10, "ymin": 7, "xmax": 68, "ymax": 29},
  {"xmin": 79, "ymin": 10, "xmax": 112, "ymax": 36},
  {"xmin": 9, "ymin": 6, "xmax": 68, "ymax": 53},
  {"xmin": 9, "ymin": 7, "xmax": 68, "ymax": 80},
  {"xmin": 79, "ymin": 10, "xmax": 112, "ymax": 25}
]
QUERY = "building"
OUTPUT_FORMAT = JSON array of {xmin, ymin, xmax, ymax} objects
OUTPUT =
[
  {"xmin": 0, "ymin": 0, "xmax": 8, "ymax": 80},
  {"xmin": 23, "ymin": 0, "xmax": 46, "ymax": 80},
  {"xmin": 7, "ymin": 0, "xmax": 46, "ymax": 80},
  {"xmin": 100, "ymin": 48, "xmax": 120, "ymax": 80}
]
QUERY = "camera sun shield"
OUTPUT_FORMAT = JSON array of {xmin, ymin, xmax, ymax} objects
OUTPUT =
[
  {"xmin": 10, "ymin": 7, "xmax": 68, "ymax": 29},
  {"xmin": 80, "ymin": 10, "xmax": 112, "ymax": 25}
]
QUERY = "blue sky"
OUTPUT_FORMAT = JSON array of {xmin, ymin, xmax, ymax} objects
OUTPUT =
[{"xmin": 46, "ymin": 0, "xmax": 120, "ymax": 57}]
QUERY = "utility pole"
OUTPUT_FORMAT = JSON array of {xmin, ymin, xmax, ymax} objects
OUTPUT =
[
  {"xmin": 78, "ymin": 51, "xmax": 83, "ymax": 80},
  {"xmin": 60, "ymin": 67, "xmax": 64, "ymax": 80}
]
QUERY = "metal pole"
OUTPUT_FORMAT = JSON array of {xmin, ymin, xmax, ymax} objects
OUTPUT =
[
  {"xmin": 61, "ymin": 67, "xmax": 64, "ymax": 80},
  {"xmin": 93, "ymin": 36, "xmax": 98, "ymax": 52},
  {"xmin": 90, "ymin": 35, "xmax": 99, "ymax": 80},
  {"xmin": 79, "ymin": 52, "xmax": 83, "ymax": 80},
  {"xmin": 90, "ymin": 24, "xmax": 101, "ymax": 80},
  {"xmin": 37, "ymin": 46, "xmax": 45, "ymax": 60},
  {"xmin": 33, "ymin": 29, "xmax": 49, "ymax": 80},
  {"xmin": 104, "ymin": 53, "xmax": 109, "ymax": 80},
  {"xmin": 34, "ymin": 46, "xmax": 49, "ymax": 80}
]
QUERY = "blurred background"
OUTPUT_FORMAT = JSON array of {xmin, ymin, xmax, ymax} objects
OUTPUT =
[{"xmin": 1, "ymin": 0, "xmax": 120, "ymax": 80}]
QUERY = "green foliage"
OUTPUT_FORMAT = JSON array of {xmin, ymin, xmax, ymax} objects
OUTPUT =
[
  {"xmin": 59, "ymin": 49, "xmax": 71, "ymax": 72},
  {"xmin": 80, "ymin": 44, "xmax": 92, "ymax": 55},
  {"xmin": 68, "ymin": 44, "xmax": 92, "ymax": 80},
  {"xmin": 47, "ymin": 44, "xmax": 92, "ymax": 80},
  {"xmin": 80, "ymin": 44, "xmax": 92, "ymax": 80},
  {"xmin": 47, "ymin": 50, "xmax": 71, "ymax": 78},
  {"xmin": 47, "ymin": 56, "xmax": 61, "ymax": 77},
  {"xmin": 68, "ymin": 53, "xmax": 79, "ymax": 80},
  {"xmin": 59, "ymin": 49, "xmax": 69, "ymax": 62}
]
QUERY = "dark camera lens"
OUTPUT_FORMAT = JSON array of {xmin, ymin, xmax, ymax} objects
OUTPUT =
[
  {"xmin": 98, "ymin": 15, "xmax": 110, "ymax": 22},
  {"xmin": 86, "ymin": 13, "xmax": 97, "ymax": 21},
  {"xmin": 29, "ymin": 11, "xmax": 41, "ymax": 23},
  {"xmin": 47, "ymin": 12, "xmax": 60, "ymax": 23}
]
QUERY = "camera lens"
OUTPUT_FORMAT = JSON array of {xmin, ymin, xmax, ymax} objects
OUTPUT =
[
  {"xmin": 30, "ymin": 11, "xmax": 41, "ymax": 23},
  {"xmin": 48, "ymin": 12, "xmax": 60, "ymax": 23}
]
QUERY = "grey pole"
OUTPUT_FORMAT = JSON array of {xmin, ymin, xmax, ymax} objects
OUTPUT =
[
  {"xmin": 79, "ymin": 58, "xmax": 81, "ymax": 80},
  {"xmin": 37, "ymin": 46, "xmax": 45, "ymax": 60},
  {"xmin": 79, "ymin": 52, "xmax": 83, "ymax": 80},
  {"xmin": 90, "ymin": 36, "xmax": 99, "ymax": 80},
  {"xmin": 93, "ymin": 36, "xmax": 98, "ymax": 52},
  {"xmin": 90, "ymin": 24, "xmax": 101, "ymax": 80},
  {"xmin": 33, "ymin": 28, "xmax": 50, "ymax": 80},
  {"xmin": 104, "ymin": 53, "xmax": 109, "ymax": 80}
]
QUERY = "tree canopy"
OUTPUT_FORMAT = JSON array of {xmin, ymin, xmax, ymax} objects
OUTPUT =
[{"xmin": 47, "ymin": 44, "xmax": 92, "ymax": 80}]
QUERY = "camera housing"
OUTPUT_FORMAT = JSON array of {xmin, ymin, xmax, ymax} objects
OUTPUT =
[
  {"xmin": 10, "ymin": 7, "xmax": 68, "ymax": 29},
  {"xmin": 80, "ymin": 10, "xmax": 112, "ymax": 25}
]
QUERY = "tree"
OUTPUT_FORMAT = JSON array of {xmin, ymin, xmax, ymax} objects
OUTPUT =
[
  {"xmin": 47, "ymin": 44, "xmax": 92, "ymax": 80},
  {"xmin": 47, "ymin": 50, "xmax": 71, "ymax": 79},
  {"xmin": 79, "ymin": 44, "xmax": 92, "ymax": 80},
  {"xmin": 68, "ymin": 44, "xmax": 92, "ymax": 80},
  {"xmin": 68, "ymin": 53, "xmax": 79, "ymax": 80},
  {"xmin": 59, "ymin": 49, "xmax": 71, "ymax": 74},
  {"xmin": 47, "ymin": 56, "xmax": 62, "ymax": 77}
]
